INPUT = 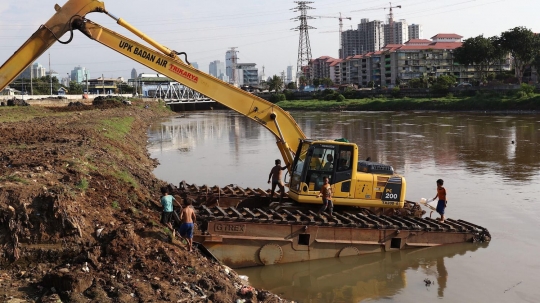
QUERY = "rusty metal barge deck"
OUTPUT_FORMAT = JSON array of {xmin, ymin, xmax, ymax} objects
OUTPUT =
[{"xmin": 171, "ymin": 182, "xmax": 491, "ymax": 269}]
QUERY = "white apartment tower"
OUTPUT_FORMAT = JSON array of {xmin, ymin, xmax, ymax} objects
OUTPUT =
[
  {"xmin": 408, "ymin": 24, "xmax": 423, "ymax": 40},
  {"xmin": 286, "ymin": 66, "xmax": 294, "ymax": 84},
  {"xmin": 358, "ymin": 19, "xmax": 385, "ymax": 53},
  {"xmin": 384, "ymin": 19, "xmax": 409, "ymax": 45}
]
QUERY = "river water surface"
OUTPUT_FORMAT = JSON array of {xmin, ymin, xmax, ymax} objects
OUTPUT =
[{"xmin": 148, "ymin": 110, "xmax": 540, "ymax": 303}]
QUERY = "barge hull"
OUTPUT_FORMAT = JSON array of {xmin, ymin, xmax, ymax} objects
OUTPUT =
[{"xmin": 194, "ymin": 206, "xmax": 490, "ymax": 268}]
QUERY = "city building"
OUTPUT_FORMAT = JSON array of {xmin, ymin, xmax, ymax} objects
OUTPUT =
[
  {"xmin": 87, "ymin": 76, "xmax": 124, "ymax": 94},
  {"xmin": 310, "ymin": 33, "xmax": 511, "ymax": 88},
  {"xmin": 237, "ymin": 63, "xmax": 259, "ymax": 86},
  {"xmin": 17, "ymin": 62, "xmax": 47, "ymax": 79},
  {"xmin": 191, "ymin": 62, "xmax": 199, "ymax": 69},
  {"xmin": 358, "ymin": 19, "xmax": 385, "ymax": 53},
  {"xmin": 209, "ymin": 60, "xmax": 226, "ymax": 78},
  {"xmin": 384, "ymin": 19, "xmax": 409, "ymax": 45},
  {"xmin": 131, "ymin": 68, "xmax": 138, "ymax": 80},
  {"xmin": 341, "ymin": 29, "xmax": 360, "ymax": 58},
  {"xmin": 408, "ymin": 24, "xmax": 423, "ymax": 39},
  {"xmin": 46, "ymin": 70, "xmax": 60, "ymax": 80},
  {"xmin": 286, "ymin": 65, "xmax": 295, "ymax": 84},
  {"xmin": 70, "ymin": 66, "xmax": 90, "ymax": 83}
]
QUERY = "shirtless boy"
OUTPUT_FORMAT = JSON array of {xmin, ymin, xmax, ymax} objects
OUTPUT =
[
  {"xmin": 268, "ymin": 159, "xmax": 288, "ymax": 202},
  {"xmin": 179, "ymin": 199, "xmax": 196, "ymax": 252}
]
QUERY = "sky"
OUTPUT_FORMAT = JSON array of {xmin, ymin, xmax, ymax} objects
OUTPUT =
[{"xmin": 0, "ymin": 0, "xmax": 538, "ymax": 81}]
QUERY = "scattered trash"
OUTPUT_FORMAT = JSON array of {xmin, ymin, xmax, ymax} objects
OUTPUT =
[
  {"xmin": 82, "ymin": 262, "xmax": 90, "ymax": 273},
  {"xmin": 238, "ymin": 275, "xmax": 249, "ymax": 282},
  {"xmin": 96, "ymin": 227, "xmax": 104, "ymax": 238},
  {"xmin": 424, "ymin": 278, "xmax": 432, "ymax": 286},
  {"xmin": 240, "ymin": 285, "xmax": 255, "ymax": 295}
]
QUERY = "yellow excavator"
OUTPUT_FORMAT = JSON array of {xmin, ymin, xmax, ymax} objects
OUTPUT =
[{"xmin": 0, "ymin": 0, "xmax": 406, "ymax": 209}]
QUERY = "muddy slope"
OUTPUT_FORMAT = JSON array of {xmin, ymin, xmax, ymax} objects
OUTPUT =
[{"xmin": 0, "ymin": 101, "xmax": 287, "ymax": 303}]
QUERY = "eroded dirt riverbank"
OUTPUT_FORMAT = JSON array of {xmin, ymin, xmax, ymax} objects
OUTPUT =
[{"xmin": 0, "ymin": 101, "xmax": 287, "ymax": 302}]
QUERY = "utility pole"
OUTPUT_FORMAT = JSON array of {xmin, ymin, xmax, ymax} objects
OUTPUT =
[
  {"xmin": 30, "ymin": 65, "xmax": 33, "ymax": 95},
  {"xmin": 291, "ymin": 1, "xmax": 315, "ymax": 82},
  {"xmin": 49, "ymin": 53, "xmax": 52, "ymax": 96},
  {"xmin": 85, "ymin": 72, "xmax": 89, "ymax": 93}
]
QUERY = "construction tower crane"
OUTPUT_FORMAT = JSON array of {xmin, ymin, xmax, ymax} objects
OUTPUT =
[
  {"xmin": 385, "ymin": 2, "xmax": 402, "ymax": 45},
  {"xmin": 351, "ymin": 3, "xmax": 401, "ymax": 45},
  {"xmin": 314, "ymin": 12, "xmax": 352, "ymax": 59}
]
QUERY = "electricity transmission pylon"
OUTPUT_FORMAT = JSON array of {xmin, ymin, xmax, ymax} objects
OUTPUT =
[{"xmin": 291, "ymin": 1, "xmax": 315, "ymax": 81}]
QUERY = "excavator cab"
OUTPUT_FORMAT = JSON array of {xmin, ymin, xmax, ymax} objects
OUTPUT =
[
  {"xmin": 288, "ymin": 139, "xmax": 406, "ymax": 208},
  {"xmin": 289, "ymin": 140, "xmax": 356, "ymax": 202}
]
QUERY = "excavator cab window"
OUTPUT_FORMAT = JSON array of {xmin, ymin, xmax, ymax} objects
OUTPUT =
[
  {"xmin": 290, "ymin": 143, "xmax": 310, "ymax": 191},
  {"xmin": 305, "ymin": 146, "xmax": 335, "ymax": 191}
]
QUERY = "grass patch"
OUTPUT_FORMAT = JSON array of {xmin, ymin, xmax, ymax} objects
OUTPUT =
[
  {"xmin": 163, "ymin": 227, "xmax": 172, "ymax": 236},
  {"xmin": 75, "ymin": 178, "xmax": 89, "ymax": 191},
  {"xmin": 0, "ymin": 174, "xmax": 29, "ymax": 184},
  {"xmin": 111, "ymin": 201, "xmax": 120, "ymax": 209},
  {"xmin": 98, "ymin": 117, "xmax": 135, "ymax": 140},
  {"xmin": 277, "ymin": 94, "xmax": 540, "ymax": 111},
  {"xmin": 114, "ymin": 170, "xmax": 138, "ymax": 188}
]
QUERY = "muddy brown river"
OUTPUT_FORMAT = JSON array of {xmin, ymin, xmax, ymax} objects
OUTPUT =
[{"xmin": 148, "ymin": 110, "xmax": 540, "ymax": 302}]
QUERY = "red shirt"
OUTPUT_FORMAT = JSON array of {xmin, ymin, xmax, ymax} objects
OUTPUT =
[{"xmin": 437, "ymin": 186, "xmax": 447, "ymax": 201}]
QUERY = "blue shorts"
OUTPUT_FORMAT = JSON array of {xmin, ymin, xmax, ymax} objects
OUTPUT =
[
  {"xmin": 179, "ymin": 223, "xmax": 194, "ymax": 239},
  {"xmin": 436, "ymin": 200, "xmax": 446, "ymax": 215}
]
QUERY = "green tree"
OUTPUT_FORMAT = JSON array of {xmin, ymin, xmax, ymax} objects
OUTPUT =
[
  {"xmin": 117, "ymin": 82, "xmax": 134, "ymax": 94},
  {"xmin": 367, "ymin": 80, "xmax": 375, "ymax": 89},
  {"xmin": 313, "ymin": 78, "xmax": 321, "ymax": 87},
  {"xmin": 287, "ymin": 82, "xmax": 297, "ymax": 89},
  {"xmin": 298, "ymin": 75, "xmax": 308, "ymax": 90},
  {"xmin": 499, "ymin": 27, "xmax": 540, "ymax": 84},
  {"xmin": 431, "ymin": 75, "xmax": 457, "ymax": 92},
  {"xmin": 69, "ymin": 81, "xmax": 84, "ymax": 94},
  {"xmin": 453, "ymin": 35, "xmax": 505, "ymax": 83},
  {"xmin": 267, "ymin": 75, "xmax": 284, "ymax": 92},
  {"xmin": 320, "ymin": 77, "xmax": 333, "ymax": 88}
]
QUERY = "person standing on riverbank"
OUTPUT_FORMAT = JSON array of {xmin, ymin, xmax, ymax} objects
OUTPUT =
[
  {"xmin": 268, "ymin": 159, "xmax": 288, "ymax": 202},
  {"xmin": 433, "ymin": 179, "xmax": 447, "ymax": 222},
  {"xmin": 160, "ymin": 187, "xmax": 176, "ymax": 238},
  {"xmin": 317, "ymin": 177, "xmax": 333, "ymax": 217},
  {"xmin": 179, "ymin": 199, "xmax": 196, "ymax": 252}
]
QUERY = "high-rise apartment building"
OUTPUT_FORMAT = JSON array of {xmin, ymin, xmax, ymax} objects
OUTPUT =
[
  {"xmin": 408, "ymin": 24, "xmax": 423, "ymax": 40},
  {"xmin": 384, "ymin": 19, "xmax": 409, "ymax": 45},
  {"xmin": 341, "ymin": 29, "xmax": 361, "ymax": 58},
  {"xmin": 17, "ymin": 62, "xmax": 47, "ymax": 79},
  {"xmin": 209, "ymin": 60, "xmax": 225, "ymax": 78},
  {"xmin": 70, "ymin": 66, "xmax": 90, "ymax": 83},
  {"xmin": 358, "ymin": 19, "xmax": 385, "ymax": 53}
]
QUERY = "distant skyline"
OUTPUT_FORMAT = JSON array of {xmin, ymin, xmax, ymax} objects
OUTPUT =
[{"xmin": 0, "ymin": 0, "xmax": 538, "ymax": 82}]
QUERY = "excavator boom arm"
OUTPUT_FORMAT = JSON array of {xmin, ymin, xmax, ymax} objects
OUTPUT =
[
  {"xmin": 0, "ymin": 0, "xmax": 306, "ymax": 169},
  {"xmin": 0, "ymin": 0, "xmax": 105, "ymax": 93}
]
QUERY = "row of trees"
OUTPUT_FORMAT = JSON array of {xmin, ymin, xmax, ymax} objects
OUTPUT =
[{"xmin": 454, "ymin": 26, "xmax": 540, "ymax": 84}]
